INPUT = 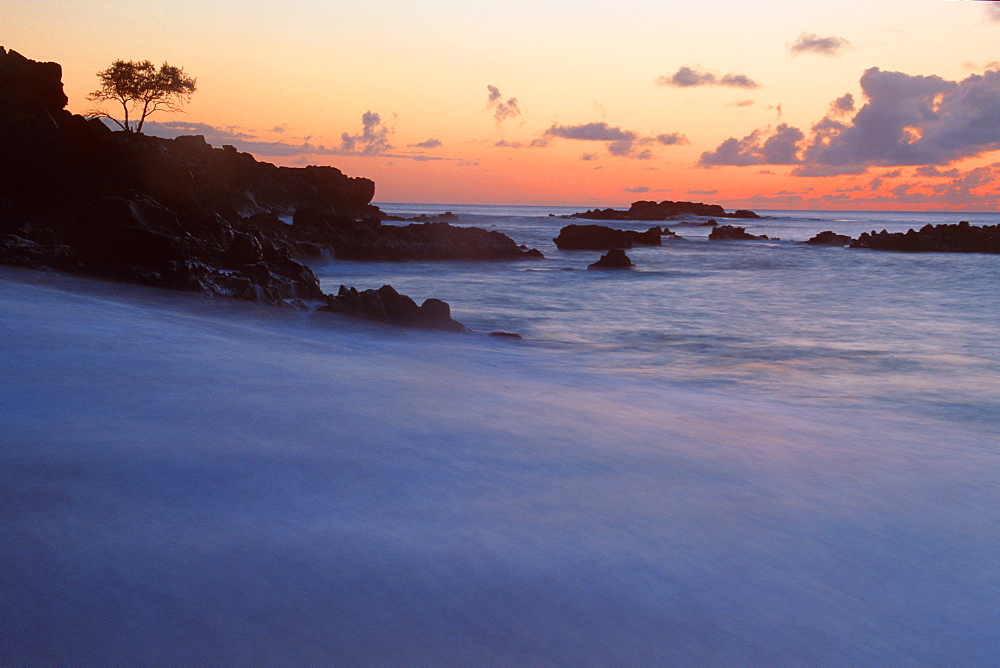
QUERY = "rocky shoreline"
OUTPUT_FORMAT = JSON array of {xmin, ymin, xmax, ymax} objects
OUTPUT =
[{"xmin": 0, "ymin": 47, "xmax": 542, "ymax": 331}]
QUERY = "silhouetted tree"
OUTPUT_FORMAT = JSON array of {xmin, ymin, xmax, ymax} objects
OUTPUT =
[{"xmin": 87, "ymin": 59, "xmax": 196, "ymax": 134}]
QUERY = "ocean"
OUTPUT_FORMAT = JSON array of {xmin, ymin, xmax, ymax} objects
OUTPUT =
[{"xmin": 2, "ymin": 205, "xmax": 998, "ymax": 664}]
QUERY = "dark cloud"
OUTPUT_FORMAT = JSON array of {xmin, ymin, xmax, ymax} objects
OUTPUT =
[
  {"xmin": 624, "ymin": 186, "xmax": 651, "ymax": 193},
  {"xmin": 656, "ymin": 132, "xmax": 690, "ymax": 145},
  {"xmin": 699, "ymin": 123, "xmax": 804, "ymax": 166},
  {"xmin": 494, "ymin": 139, "xmax": 522, "ymax": 148},
  {"xmin": 340, "ymin": 111, "xmax": 392, "ymax": 154},
  {"xmin": 581, "ymin": 153, "xmax": 599, "ymax": 161},
  {"xmin": 687, "ymin": 189, "xmax": 719, "ymax": 196},
  {"xmin": 486, "ymin": 85, "xmax": 521, "ymax": 123},
  {"xmin": 656, "ymin": 66, "xmax": 760, "ymax": 89},
  {"xmin": 699, "ymin": 67, "xmax": 1000, "ymax": 175},
  {"xmin": 914, "ymin": 165, "xmax": 960, "ymax": 177},
  {"xmin": 789, "ymin": 33, "xmax": 851, "ymax": 56},
  {"xmin": 830, "ymin": 93, "xmax": 855, "ymax": 116},
  {"xmin": 545, "ymin": 122, "xmax": 636, "ymax": 141},
  {"xmin": 409, "ymin": 138, "xmax": 442, "ymax": 149}
]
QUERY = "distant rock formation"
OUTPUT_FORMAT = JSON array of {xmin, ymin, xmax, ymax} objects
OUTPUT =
[
  {"xmin": 804, "ymin": 231, "xmax": 853, "ymax": 246},
  {"xmin": 553, "ymin": 224, "xmax": 674, "ymax": 250},
  {"xmin": 708, "ymin": 225, "xmax": 770, "ymax": 241},
  {"xmin": 568, "ymin": 200, "xmax": 759, "ymax": 221},
  {"xmin": 587, "ymin": 249, "xmax": 633, "ymax": 269},
  {"xmin": 851, "ymin": 222, "xmax": 1000, "ymax": 253}
]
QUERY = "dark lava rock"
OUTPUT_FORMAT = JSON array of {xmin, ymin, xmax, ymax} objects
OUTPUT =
[
  {"xmin": 322, "ymin": 284, "xmax": 466, "ymax": 331},
  {"xmin": 850, "ymin": 221, "xmax": 1000, "ymax": 253},
  {"xmin": 554, "ymin": 224, "xmax": 668, "ymax": 250},
  {"xmin": 489, "ymin": 331, "xmax": 523, "ymax": 339},
  {"xmin": 568, "ymin": 200, "xmax": 758, "ymax": 221},
  {"xmin": 805, "ymin": 230, "xmax": 853, "ymax": 246},
  {"xmin": 709, "ymin": 225, "xmax": 769, "ymax": 241},
  {"xmin": 587, "ymin": 248, "xmax": 633, "ymax": 269}
]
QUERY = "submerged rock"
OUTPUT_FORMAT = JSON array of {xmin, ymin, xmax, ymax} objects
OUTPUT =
[
  {"xmin": 587, "ymin": 248, "xmax": 633, "ymax": 269},
  {"xmin": 489, "ymin": 331, "xmax": 523, "ymax": 339}
]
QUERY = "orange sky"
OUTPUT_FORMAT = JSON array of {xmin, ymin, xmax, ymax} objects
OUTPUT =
[{"xmin": 5, "ymin": 0, "xmax": 1000, "ymax": 210}]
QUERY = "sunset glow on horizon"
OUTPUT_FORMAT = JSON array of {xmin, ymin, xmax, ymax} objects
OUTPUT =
[{"xmin": 5, "ymin": 0, "xmax": 1000, "ymax": 210}]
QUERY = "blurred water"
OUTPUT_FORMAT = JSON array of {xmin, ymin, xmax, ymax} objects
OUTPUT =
[
  {"xmin": 321, "ymin": 205, "xmax": 1000, "ymax": 430},
  {"xmin": 1, "ymin": 203, "xmax": 998, "ymax": 665}
]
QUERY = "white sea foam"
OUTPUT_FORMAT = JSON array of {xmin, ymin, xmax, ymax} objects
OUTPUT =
[{"xmin": 1, "ymin": 263, "xmax": 997, "ymax": 664}]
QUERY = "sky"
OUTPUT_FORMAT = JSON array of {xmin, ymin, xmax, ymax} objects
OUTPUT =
[{"xmin": 5, "ymin": 0, "xmax": 1000, "ymax": 210}]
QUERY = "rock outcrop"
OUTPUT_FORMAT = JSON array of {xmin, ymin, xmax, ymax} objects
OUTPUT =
[
  {"xmin": 320, "ymin": 284, "xmax": 465, "ymax": 331},
  {"xmin": 850, "ymin": 222, "xmax": 1000, "ymax": 253},
  {"xmin": 587, "ymin": 249, "xmax": 633, "ymax": 270},
  {"xmin": 553, "ymin": 224, "xmax": 674, "ymax": 250},
  {"xmin": 0, "ymin": 47, "xmax": 545, "ymax": 331},
  {"xmin": 568, "ymin": 200, "xmax": 759, "ymax": 221},
  {"xmin": 805, "ymin": 231, "xmax": 853, "ymax": 246},
  {"xmin": 709, "ymin": 225, "xmax": 769, "ymax": 241}
]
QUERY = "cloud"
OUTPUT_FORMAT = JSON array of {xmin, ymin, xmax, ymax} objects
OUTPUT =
[
  {"xmin": 544, "ymin": 122, "xmax": 636, "ymax": 141},
  {"xmin": 789, "ymin": 33, "xmax": 851, "ymax": 56},
  {"xmin": 494, "ymin": 139, "xmax": 522, "ymax": 148},
  {"xmin": 914, "ymin": 165, "xmax": 960, "ymax": 177},
  {"xmin": 698, "ymin": 67, "xmax": 1000, "ymax": 175},
  {"xmin": 486, "ymin": 85, "xmax": 521, "ymax": 122},
  {"xmin": 728, "ymin": 99, "xmax": 755, "ymax": 108},
  {"xmin": 699, "ymin": 123, "xmax": 805, "ymax": 166},
  {"xmin": 139, "ymin": 117, "xmax": 451, "ymax": 162},
  {"xmin": 988, "ymin": 3, "xmax": 1000, "ymax": 22},
  {"xmin": 687, "ymin": 189, "xmax": 719, "ymax": 196},
  {"xmin": 409, "ymin": 138, "xmax": 442, "ymax": 149},
  {"xmin": 656, "ymin": 132, "xmax": 690, "ymax": 145},
  {"xmin": 581, "ymin": 153, "xmax": 599, "ymax": 161},
  {"xmin": 656, "ymin": 66, "xmax": 760, "ymax": 89},
  {"xmin": 541, "ymin": 122, "xmax": 688, "ymax": 159},
  {"xmin": 624, "ymin": 186, "xmax": 651, "ymax": 193},
  {"xmin": 340, "ymin": 110, "xmax": 393, "ymax": 154},
  {"xmin": 830, "ymin": 93, "xmax": 855, "ymax": 115}
]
